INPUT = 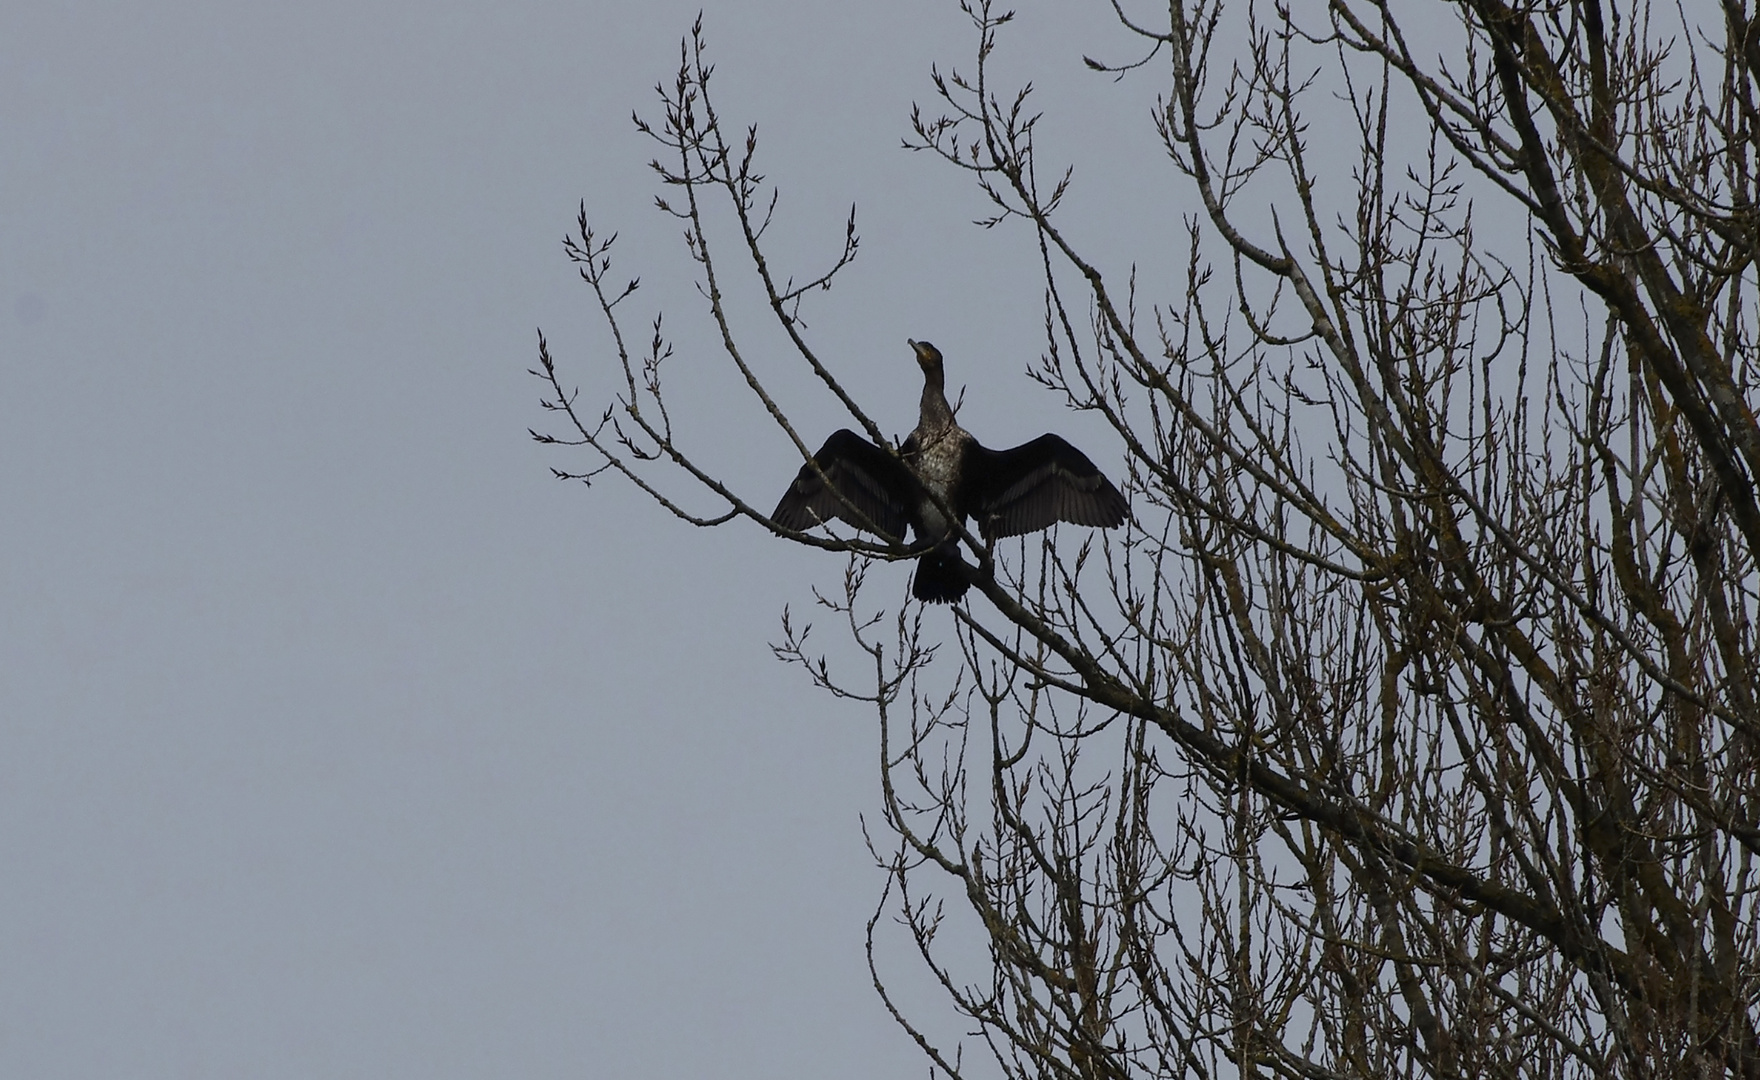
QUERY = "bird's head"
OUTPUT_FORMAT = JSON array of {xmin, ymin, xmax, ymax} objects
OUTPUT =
[{"xmin": 908, "ymin": 339, "xmax": 944, "ymax": 375}]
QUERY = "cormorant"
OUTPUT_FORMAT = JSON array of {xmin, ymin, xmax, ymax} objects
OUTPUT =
[{"xmin": 772, "ymin": 340, "xmax": 1129, "ymax": 602}]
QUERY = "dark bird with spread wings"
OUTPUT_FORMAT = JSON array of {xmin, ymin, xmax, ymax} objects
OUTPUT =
[{"xmin": 772, "ymin": 340, "xmax": 1129, "ymax": 603}]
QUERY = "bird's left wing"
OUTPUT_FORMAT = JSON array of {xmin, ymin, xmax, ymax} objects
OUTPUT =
[
  {"xmin": 772, "ymin": 429, "xmax": 915, "ymax": 541},
  {"xmin": 970, "ymin": 434, "xmax": 1128, "ymax": 542}
]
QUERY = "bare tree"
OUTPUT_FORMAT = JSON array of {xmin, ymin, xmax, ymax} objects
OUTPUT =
[{"xmin": 536, "ymin": 2, "xmax": 1760, "ymax": 1076}]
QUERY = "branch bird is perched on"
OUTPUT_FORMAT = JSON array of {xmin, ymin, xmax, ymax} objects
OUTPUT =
[{"xmin": 772, "ymin": 340, "xmax": 1129, "ymax": 603}]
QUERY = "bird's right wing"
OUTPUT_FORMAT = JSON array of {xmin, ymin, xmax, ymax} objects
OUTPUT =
[
  {"xmin": 970, "ymin": 433, "xmax": 1129, "ymax": 542},
  {"xmin": 772, "ymin": 429, "xmax": 914, "ymax": 541}
]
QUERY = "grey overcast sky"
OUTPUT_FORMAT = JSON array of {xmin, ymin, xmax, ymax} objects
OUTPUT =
[{"xmin": 0, "ymin": 2, "xmax": 1161, "ymax": 1076}]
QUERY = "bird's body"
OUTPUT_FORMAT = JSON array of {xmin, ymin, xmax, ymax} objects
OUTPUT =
[
  {"xmin": 773, "ymin": 340, "xmax": 1128, "ymax": 603},
  {"xmin": 901, "ymin": 389, "xmax": 969, "ymax": 540}
]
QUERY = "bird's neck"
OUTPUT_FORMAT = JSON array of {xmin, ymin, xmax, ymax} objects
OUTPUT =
[{"xmin": 919, "ymin": 370, "xmax": 956, "ymax": 434}]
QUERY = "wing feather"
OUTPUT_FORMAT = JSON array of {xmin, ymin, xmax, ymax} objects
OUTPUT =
[
  {"xmin": 772, "ymin": 429, "xmax": 914, "ymax": 540},
  {"xmin": 969, "ymin": 434, "xmax": 1128, "ymax": 541}
]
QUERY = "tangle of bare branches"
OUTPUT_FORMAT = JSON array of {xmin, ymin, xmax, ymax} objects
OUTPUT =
[{"xmin": 538, "ymin": 4, "xmax": 1760, "ymax": 1076}]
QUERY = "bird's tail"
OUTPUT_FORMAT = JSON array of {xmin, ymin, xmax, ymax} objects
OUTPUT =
[{"xmin": 913, "ymin": 543, "xmax": 970, "ymax": 603}]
